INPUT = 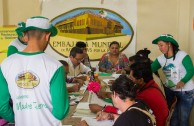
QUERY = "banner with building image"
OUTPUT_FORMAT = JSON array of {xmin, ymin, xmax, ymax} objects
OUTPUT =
[{"xmin": 42, "ymin": 0, "xmax": 137, "ymax": 61}]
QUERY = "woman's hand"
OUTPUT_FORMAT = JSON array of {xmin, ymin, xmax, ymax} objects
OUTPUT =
[
  {"xmin": 80, "ymin": 120, "xmax": 89, "ymax": 126},
  {"xmin": 116, "ymin": 69, "xmax": 126, "ymax": 74},
  {"xmin": 89, "ymin": 104, "xmax": 103, "ymax": 113},
  {"xmin": 74, "ymin": 78, "xmax": 84, "ymax": 87},
  {"xmin": 97, "ymin": 91, "xmax": 111, "ymax": 99},
  {"xmin": 96, "ymin": 111, "xmax": 109, "ymax": 121},
  {"xmin": 106, "ymin": 69, "xmax": 114, "ymax": 73},
  {"xmin": 67, "ymin": 84, "xmax": 80, "ymax": 92},
  {"xmin": 75, "ymin": 76, "xmax": 87, "ymax": 81},
  {"xmin": 176, "ymin": 81, "xmax": 185, "ymax": 89}
]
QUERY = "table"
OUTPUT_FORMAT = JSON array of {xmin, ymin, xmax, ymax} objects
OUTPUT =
[
  {"xmin": 62, "ymin": 92, "xmax": 89, "ymax": 126},
  {"xmin": 62, "ymin": 76, "xmax": 114, "ymax": 126}
]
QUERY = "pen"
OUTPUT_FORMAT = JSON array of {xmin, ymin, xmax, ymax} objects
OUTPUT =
[
  {"xmin": 102, "ymin": 105, "xmax": 106, "ymax": 111},
  {"xmin": 99, "ymin": 105, "xmax": 106, "ymax": 118},
  {"xmin": 96, "ymin": 105, "xmax": 107, "ymax": 120}
]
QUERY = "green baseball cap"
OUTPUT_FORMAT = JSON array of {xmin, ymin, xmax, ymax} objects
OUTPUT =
[
  {"xmin": 15, "ymin": 22, "xmax": 26, "ymax": 37},
  {"xmin": 22, "ymin": 16, "xmax": 57, "ymax": 37},
  {"xmin": 152, "ymin": 34, "xmax": 179, "ymax": 47}
]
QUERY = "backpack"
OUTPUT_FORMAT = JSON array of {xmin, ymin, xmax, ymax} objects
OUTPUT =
[{"xmin": 128, "ymin": 107, "xmax": 156, "ymax": 126}]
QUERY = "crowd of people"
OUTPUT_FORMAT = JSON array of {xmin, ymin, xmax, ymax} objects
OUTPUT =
[{"xmin": 0, "ymin": 16, "xmax": 193, "ymax": 126}]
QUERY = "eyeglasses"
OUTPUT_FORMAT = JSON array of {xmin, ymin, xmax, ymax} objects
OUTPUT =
[
  {"xmin": 74, "ymin": 57, "xmax": 84, "ymax": 63},
  {"xmin": 81, "ymin": 48, "xmax": 87, "ymax": 51}
]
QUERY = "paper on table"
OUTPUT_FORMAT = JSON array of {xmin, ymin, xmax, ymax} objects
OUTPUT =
[
  {"xmin": 69, "ymin": 96, "xmax": 83, "ymax": 106},
  {"xmin": 102, "ymin": 79, "xmax": 115, "ymax": 85},
  {"xmin": 76, "ymin": 102, "xmax": 90, "ymax": 109},
  {"xmin": 73, "ymin": 109, "xmax": 96, "ymax": 118},
  {"xmin": 68, "ymin": 84, "xmax": 87, "ymax": 96},
  {"xmin": 81, "ymin": 117, "xmax": 114, "ymax": 126},
  {"xmin": 66, "ymin": 83, "xmax": 77, "ymax": 87},
  {"xmin": 111, "ymin": 74, "xmax": 121, "ymax": 79},
  {"xmin": 89, "ymin": 93, "xmax": 112, "ymax": 106},
  {"xmin": 72, "ymin": 102, "xmax": 96, "ymax": 118}
]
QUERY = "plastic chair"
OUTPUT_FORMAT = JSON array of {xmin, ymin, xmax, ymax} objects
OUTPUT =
[{"xmin": 165, "ymin": 96, "xmax": 177, "ymax": 126}]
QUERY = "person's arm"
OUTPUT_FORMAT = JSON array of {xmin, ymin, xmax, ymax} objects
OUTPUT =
[
  {"xmin": 99, "ymin": 54, "xmax": 108, "ymax": 72},
  {"xmin": 0, "ymin": 68, "xmax": 14, "ymax": 122},
  {"xmin": 151, "ymin": 59, "xmax": 161, "ymax": 73},
  {"xmin": 50, "ymin": 66, "xmax": 69, "ymax": 120},
  {"xmin": 181, "ymin": 55, "xmax": 194, "ymax": 83},
  {"xmin": 7, "ymin": 46, "xmax": 18, "ymax": 57},
  {"xmin": 81, "ymin": 63, "xmax": 91, "ymax": 75},
  {"xmin": 120, "ymin": 54, "xmax": 130, "ymax": 73},
  {"xmin": 96, "ymin": 111, "xmax": 119, "ymax": 121}
]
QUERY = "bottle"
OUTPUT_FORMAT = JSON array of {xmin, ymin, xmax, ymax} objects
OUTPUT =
[
  {"xmin": 89, "ymin": 71, "xmax": 95, "ymax": 82},
  {"xmin": 95, "ymin": 65, "xmax": 99, "ymax": 73}
]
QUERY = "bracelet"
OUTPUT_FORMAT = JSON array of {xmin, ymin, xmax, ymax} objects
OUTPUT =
[{"xmin": 108, "ymin": 113, "xmax": 114, "ymax": 120}]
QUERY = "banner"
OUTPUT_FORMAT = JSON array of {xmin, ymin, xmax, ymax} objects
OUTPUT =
[
  {"xmin": 42, "ymin": 0, "xmax": 137, "ymax": 61},
  {"xmin": 0, "ymin": 26, "xmax": 17, "ymax": 63}
]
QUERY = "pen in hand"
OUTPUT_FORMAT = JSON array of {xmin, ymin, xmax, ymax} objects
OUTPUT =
[
  {"xmin": 102, "ymin": 105, "xmax": 106, "ymax": 111},
  {"xmin": 96, "ymin": 105, "xmax": 107, "ymax": 121},
  {"xmin": 101, "ymin": 105, "xmax": 106, "ymax": 115}
]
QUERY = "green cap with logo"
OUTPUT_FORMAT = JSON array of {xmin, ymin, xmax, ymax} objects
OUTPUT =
[
  {"xmin": 152, "ymin": 34, "xmax": 179, "ymax": 47},
  {"xmin": 15, "ymin": 22, "xmax": 26, "ymax": 37},
  {"xmin": 22, "ymin": 16, "xmax": 57, "ymax": 37}
]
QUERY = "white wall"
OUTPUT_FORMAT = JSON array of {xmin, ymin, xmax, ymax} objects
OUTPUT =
[
  {"xmin": 2, "ymin": 0, "xmax": 40, "ymax": 25},
  {"xmin": 189, "ymin": 0, "xmax": 194, "ymax": 61},
  {"xmin": 0, "ymin": 0, "xmax": 4, "ymax": 25},
  {"xmin": 1, "ymin": 0, "xmax": 193, "ymax": 62},
  {"xmin": 137, "ymin": 0, "xmax": 192, "ymax": 61}
]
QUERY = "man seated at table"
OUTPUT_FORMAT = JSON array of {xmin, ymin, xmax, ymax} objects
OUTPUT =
[
  {"xmin": 59, "ymin": 60, "xmax": 84, "ymax": 93},
  {"xmin": 64, "ymin": 47, "xmax": 91, "ymax": 79}
]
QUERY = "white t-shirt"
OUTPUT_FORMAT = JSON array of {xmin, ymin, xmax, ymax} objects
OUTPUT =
[
  {"xmin": 1, "ymin": 52, "xmax": 68, "ymax": 126},
  {"xmin": 9, "ymin": 38, "xmax": 27, "ymax": 51},
  {"xmin": 157, "ymin": 51, "xmax": 194, "ymax": 91},
  {"xmin": 65, "ymin": 58, "xmax": 91, "ymax": 77}
]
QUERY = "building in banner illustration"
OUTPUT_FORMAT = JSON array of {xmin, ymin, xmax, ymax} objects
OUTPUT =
[
  {"xmin": 50, "ymin": 8, "xmax": 134, "ymax": 60},
  {"xmin": 56, "ymin": 11, "xmax": 123, "ymax": 35},
  {"xmin": 55, "ymin": 11, "xmax": 123, "ymax": 38}
]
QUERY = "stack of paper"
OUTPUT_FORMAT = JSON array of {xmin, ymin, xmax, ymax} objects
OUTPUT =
[
  {"xmin": 89, "ymin": 92, "xmax": 112, "ymax": 106},
  {"xmin": 81, "ymin": 117, "xmax": 114, "ymax": 126},
  {"xmin": 69, "ymin": 95, "xmax": 83, "ymax": 106},
  {"xmin": 102, "ymin": 79, "xmax": 115, "ymax": 86},
  {"xmin": 67, "ymin": 84, "xmax": 87, "ymax": 96},
  {"xmin": 72, "ymin": 102, "xmax": 96, "ymax": 118}
]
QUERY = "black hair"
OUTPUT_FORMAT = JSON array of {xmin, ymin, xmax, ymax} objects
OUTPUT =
[
  {"xmin": 69, "ymin": 47, "xmax": 83, "ymax": 57},
  {"xmin": 109, "ymin": 41, "xmax": 120, "ymax": 48},
  {"xmin": 172, "ymin": 44, "xmax": 179, "ymax": 60},
  {"xmin": 130, "ymin": 62, "xmax": 153, "ymax": 83},
  {"xmin": 162, "ymin": 41, "xmax": 179, "ymax": 61},
  {"xmin": 136, "ymin": 48, "xmax": 151, "ymax": 58},
  {"xmin": 76, "ymin": 41, "xmax": 86, "ymax": 48},
  {"xmin": 129, "ymin": 54, "xmax": 151, "ymax": 64},
  {"xmin": 129, "ymin": 49, "xmax": 160, "ymax": 78},
  {"xmin": 59, "ymin": 60, "xmax": 68, "ymax": 67},
  {"xmin": 111, "ymin": 75, "xmax": 139, "ymax": 100}
]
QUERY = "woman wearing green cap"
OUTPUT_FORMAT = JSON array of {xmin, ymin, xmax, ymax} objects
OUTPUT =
[{"xmin": 151, "ymin": 34, "xmax": 194, "ymax": 126}]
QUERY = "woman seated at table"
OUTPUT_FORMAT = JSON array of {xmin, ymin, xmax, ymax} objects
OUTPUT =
[
  {"xmin": 98, "ymin": 41, "xmax": 130, "ymax": 74},
  {"xmin": 81, "ymin": 75, "xmax": 156, "ymax": 126}
]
